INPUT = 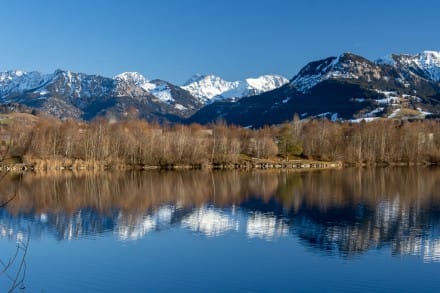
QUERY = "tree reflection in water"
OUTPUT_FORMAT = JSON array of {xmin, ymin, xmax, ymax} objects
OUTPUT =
[
  {"xmin": 0, "ymin": 168, "xmax": 439, "ymax": 261},
  {"xmin": 0, "ymin": 174, "xmax": 29, "ymax": 292}
]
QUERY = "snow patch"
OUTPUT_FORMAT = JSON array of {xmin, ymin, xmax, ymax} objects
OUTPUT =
[
  {"xmin": 362, "ymin": 107, "xmax": 384, "ymax": 118},
  {"xmin": 375, "ymin": 90, "xmax": 400, "ymax": 105},
  {"xmin": 149, "ymin": 83, "xmax": 174, "ymax": 103},
  {"xmin": 174, "ymin": 104, "xmax": 186, "ymax": 110},
  {"xmin": 316, "ymin": 112, "xmax": 331, "ymax": 118},
  {"xmin": 417, "ymin": 107, "xmax": 432, "ymax": 115},
  {"xmin": 350, "ymin": 117, "xmax": 380, "ymax": 123},
  {"xmin": 388, "ymin": 108, "xmax": 401, "ymax": 118}
]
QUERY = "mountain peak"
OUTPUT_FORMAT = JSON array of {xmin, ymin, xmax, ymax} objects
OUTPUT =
[
  {"xmin": 185, "ymin": 74, "xmax": 226, "ymax": 83},
  {"xmin": 114, "ymin": 72, "xmax": 149, "ymax": 86},
  {"xmin": 422, "ymin": 50, "xmax": 440, "ymax": 57},
  {"xmin": 243, "ymin": 75, "xmax": 289, "ymax": 94},
  {"xmin": 419, "ymin": 51, "xmax": 440, "ymax": 66},
  {"xmin": 53, "ymin": 68, "xmax": 69, "ymax": 75},
  {"xmin": 181, "ymin": 74, "xmax": 288, "ymax": 102},
  {"xmin": 392, "ymin": 50, "xmax": 440, "ymax": 81},
  {"xmin": 0, "ymin": 70, "xmax": 27, "ymax": 82},
  {"xmin": 0, "ymin": 70, "xmax": 51, "ymax": 98},
  {"xmin": 181, "ymin": 75, "xmax": 236, "ymax": 101},
  {"xmin": 376, "ymin": 54, "xmax": 394, "ymax": 65},
  {"xmin": 291, "ymin": 52, "xmax": 381, "ymax": 92},
  {"xmin": 183, "ymin": 74, "xmax": 209, "ymax": 85}
]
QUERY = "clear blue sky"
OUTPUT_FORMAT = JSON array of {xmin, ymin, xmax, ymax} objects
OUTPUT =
[{"xmin": 0, "ymin": 0, "xmax": 439, "ymax": 84}]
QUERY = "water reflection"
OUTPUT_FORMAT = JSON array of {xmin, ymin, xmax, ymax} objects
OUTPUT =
[
  {"xmin": 116, "ymin": 205, "xmax": 177, "ymax": 240},
  {"xmin": 246, "ymin": 212, "xmax": 289, "ymax": 240},
  {"xmin": 182, "ymin": 206, "xmax": 239, "ymax": 237},
  {"xmin": 0, "ymin": 168, "xmax": 440, "ymax": 262}
]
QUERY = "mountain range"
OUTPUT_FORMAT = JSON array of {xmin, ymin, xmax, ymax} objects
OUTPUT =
[
  {"xmin": 0, "ymin": 69, "xmax": 287, "ymax": 122},
  {"xmin": 189, "ymin": 51, "xmax": 440, "ymax": 126},
  {"xmin": 1, "ymin": 51, "xmax": 439, "ymax": 126}
]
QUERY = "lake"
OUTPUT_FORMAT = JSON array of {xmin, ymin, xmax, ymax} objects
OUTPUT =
[{"xmin": 0, "ymin": 168, "xmax": 439, "ymax": 292}]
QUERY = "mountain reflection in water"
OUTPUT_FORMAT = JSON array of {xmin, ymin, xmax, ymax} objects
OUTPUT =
[{"xmin": 0, "ymin": 168, "xmax": 439, "ymax": 262}]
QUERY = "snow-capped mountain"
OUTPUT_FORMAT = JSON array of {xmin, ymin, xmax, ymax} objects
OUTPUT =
[
  {"xmin": 115, "ymin": 72, "xmax": 180, "ymax": 104},
  {"xmin": 182, "ymin": 74, "xmax": 288, "ymax": 102},
  {"xmin": 113, "ymin": 72, "xmax": 203, "ymax": 115},
  {"xmin": 114, "ymin": 72, "xmax": 149, "ymax": 87},
  {"xmin": 245, "ymin": 75, "xmax": 289, "ymax": 93},
  {"xmin": 290, "ymin": 53, "xmax": 386, "ymax": 93},
  {"xmin": 0, "ymin": 70, "xmax": 202, "ymax": 121},
  {"xmin": 0, "ymin": 70, "xmax": 52, "ymax": 98},
  {"xmin": 289, "ymin": 51, "xmax": 440, "ymax": 96},
  {"xmin": 188, "ymin": 51, "xmax": 440, "ymax": 126},
  {"xmin": 181, "ymin": 75, "xmax": 241, "ymax": 102},
  {"xmin": 391, "ymin": 51, "xmax": 440, "ymax": 82},
  {"xmin": 220, "ymin": 75, "xmax": 289, "ymax": 101}
]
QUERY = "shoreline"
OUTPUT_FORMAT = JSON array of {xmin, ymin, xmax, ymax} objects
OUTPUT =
[
  {"xmin": 0, "ymin": 157, "xmax": 344, "ymax": 172},
  {"xmin": 0, "ymin": 158, "xmax": 437, "ymax": 173}
]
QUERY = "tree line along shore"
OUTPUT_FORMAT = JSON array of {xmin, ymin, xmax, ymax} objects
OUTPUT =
[{"xmin": 0, "ymin": 113, "xmax": 439, "ymax": 171}]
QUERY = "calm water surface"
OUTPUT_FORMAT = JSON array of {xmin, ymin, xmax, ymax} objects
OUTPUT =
[{"xmin": 0, "ymin": 168, "xmax": 439, "ymax": 292}]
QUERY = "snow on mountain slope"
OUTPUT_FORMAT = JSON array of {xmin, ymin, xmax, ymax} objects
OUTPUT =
[
  {"xmin": 1, "ymin": 69, "xmax": 289, "ymax": 107},
  {"xmin": 114, "ymin": 72, "xmax": 174, "ymax": 103},
  {"xmin": 392, "ymin": 51, "xmax": 440, "ymax": 81},
  {"xmin": 182, "ymin": 74, "xmax": 288, "ymax": 102},
  {"xmin": 50, "ymin": 70, "xmax": 113, "ymax": 100},
  {"xmin": 1, "ymin": 69, "xmax": 115, "ymax": 103},
  {"xmin": 2, "ymin": 50, "xmax": 438, "ymax": 124},
  {"xmin": 0, "ymin": 70, "xmax": 53, "ymax": 98},
  {"xmin": 148, "ymin": 82, "xmax": 174, "ymax": 103},
  {"xmin": 218, "ymin": 75, "xmax": 289, "ymax": 101},
  {"xmin": 291, "ymin": 53, "xmax": 385, "ymax": 93},
  {"xmin": 112, "ymin": 73, "xmax": 201, "ymax": 117},
  {"xmin": 246, "ymin": 75, "xmax": 289, "ymax": 92},
  {"xmin": 114, "ymin": 72, "xmax": 149, "ymax": 87},
  {"xmin": 181, "ymin": 75, "xmax": 240, "ymax": 102}
]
